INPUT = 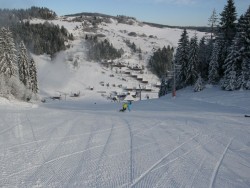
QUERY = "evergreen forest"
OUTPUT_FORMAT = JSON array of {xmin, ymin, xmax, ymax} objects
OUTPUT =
[{"xmin": 158, "ymin": 0, "xmax": 250, "ymax": 97}]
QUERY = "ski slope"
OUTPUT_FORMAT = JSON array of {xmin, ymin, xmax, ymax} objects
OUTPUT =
[{"xmin": 1, "ymin": 86, "xmax": 250, "ymax": 188}]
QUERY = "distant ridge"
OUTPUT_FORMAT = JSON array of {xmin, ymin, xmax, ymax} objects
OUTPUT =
[
  {"xmin": 64, "ymin": 12, "xmax": 116, "ymax": 19},
  {"xmin": 143, "ymin": 21, "xmax": 210, "ymax": 32},
  {"xmin": 64, "ymin": 12, "xmax": 209, "ymax": 32}
]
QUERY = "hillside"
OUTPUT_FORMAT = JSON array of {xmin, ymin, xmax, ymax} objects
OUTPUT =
[{"xmin": 29, "ymin": 15, "xmax": 206, "ymax": 101}]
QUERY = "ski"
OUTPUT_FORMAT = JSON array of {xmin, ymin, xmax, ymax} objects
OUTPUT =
[{"xmin": 244, "ymin": 115, "xmax": 250, "ymax": 117}]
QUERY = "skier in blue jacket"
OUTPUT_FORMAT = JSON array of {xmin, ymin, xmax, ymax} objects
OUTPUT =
[{"xmin": 127, "ymin": 101, "xmax": 132, "ymax": 111}]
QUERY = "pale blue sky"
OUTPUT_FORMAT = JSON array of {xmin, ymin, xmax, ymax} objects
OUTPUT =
[{"xmin": 1, "ymin": 0, "xmax": 249, "ymax": 26}]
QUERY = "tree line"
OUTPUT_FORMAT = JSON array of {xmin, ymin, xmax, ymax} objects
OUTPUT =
[
  {"xmin": 157, "ymin": 0, "xmax": 250, "ymax": 97},
  {"xmin": 11, "ymin": 21, "xmax": 73, "ymax": 57},
  {"xmin": 85, "ymin": 35, "xmax": 124, "ymax": 61},
  {"xmin": 0, "ymin": 6, "xmax": 56, "ymax": 27},
  {"xmin": 149, "ymin": 46, "xmax": 174, "ymax": 78}
]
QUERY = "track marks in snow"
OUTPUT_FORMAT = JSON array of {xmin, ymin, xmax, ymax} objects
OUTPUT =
[
  {"xmin": 130, "ymin": 133, "xmax": 200, "ymax": 187},
  {"xmin": 24, "ymin": 116, "xmax": 80, "ymax": 186},
  {"xmin": 135, "ymin": 134, "xmax": 215, "ymax": 188},
  {"xmin": 189, "ymin": 156, "xmax": 207, "ymax": 188},
  {"xmin": 209, "ymin": 138, "xmax": 234, "ymax": 188},
  {"xmin": 94, "ymin": 119, "xmax": 115, "ymax": 188},
  {"xmin": 120, "ymin": 118, "xmax": 135, "ymax": 186},
  {"xmin": 65, "ymin": 117, "xmax": 100, "ymax": 187}
]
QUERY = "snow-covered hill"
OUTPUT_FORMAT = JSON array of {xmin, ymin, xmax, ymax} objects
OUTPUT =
[{"xmin": 30, "ymin": 15, "xmax": 205, "ymax": 101}]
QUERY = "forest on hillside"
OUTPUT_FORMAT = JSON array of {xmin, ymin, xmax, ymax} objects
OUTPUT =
[{"xmin": 0, "ymin": 7, "xmax": 73, "ymax": 56}]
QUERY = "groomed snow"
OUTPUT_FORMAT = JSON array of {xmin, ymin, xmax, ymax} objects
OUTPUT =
[{"xmin": 1, "ymin": 86, "xmax": 250, "ymax": 188}]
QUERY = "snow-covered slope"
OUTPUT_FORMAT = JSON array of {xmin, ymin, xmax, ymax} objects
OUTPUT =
[
  {"xmin": 0, "ymin": 86, "xmax": 250, "ymax": 187},
  {"xmin": 30, "ymin": 16, "xmax": 205, "ymax": 101}
]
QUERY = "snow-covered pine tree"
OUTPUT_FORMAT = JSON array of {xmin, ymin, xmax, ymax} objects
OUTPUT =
[
  {"xmin": 0, "ymin": 27, "xmax": 28, "ymax": 99},
  {"xmin": 18, "ymin": 41, "xmax": 30, "ymax": 87},
  {"xmin": 223, "ymin": 65, "xmax": 237, "ymax": 91},
  {"xmin": 186, "ymin": 34, "xmax": 199, "ymax": 85},
  {"xmin": 194, "ymin": 74, "xmax": 204, "ymax": 92},
  {"xmin": 237, "ymin": 6, "xmax": 250, "ymax": 89},
  {"xmin": 0, "ymin": 75, "xmax": 9, "ymax": 96},
  {"xmin": 29, "ymin": 58, "xmax": 38, "ymax": 93},
  {"xmin": 222, "ymin": 6, "xmax": 250, "ymax": 90},
  {"xmin": 208, "ymin": 41, "xmax": 220, "ymax": 84},
  {"xmin": 174, "ymin": 29, "xmax": 189, "ymax": 89},
  {"xmin": 0, "ymin": 27, "xmax": 18, "ymax": 78},
  {"xmin": 221, "ymin": 44, "xmax": 240, "ymax": 90},
  {"xmin": 239, "ymin": 58, "xmax": 250, "ymax": 89}
]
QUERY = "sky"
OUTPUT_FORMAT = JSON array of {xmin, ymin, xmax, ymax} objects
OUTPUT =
[{"xmin": 1, "ymin": 0, "xmax": 249, "ymax": 26}]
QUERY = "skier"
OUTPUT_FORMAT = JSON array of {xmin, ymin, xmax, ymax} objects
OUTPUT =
[
  {"xmin": 127, "ymin": 101, "xmax": 132, "ymax": 111},
  {"xmin": 120, "ymin": 102, "xmax": 128, "ymax": 112}
]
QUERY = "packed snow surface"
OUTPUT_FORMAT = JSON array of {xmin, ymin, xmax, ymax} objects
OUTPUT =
[{"xmin": 1, "ymin": 86, "xmax": 250, "ymax": 188}]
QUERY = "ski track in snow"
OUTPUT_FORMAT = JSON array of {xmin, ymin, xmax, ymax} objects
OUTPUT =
[
  {"xmin": 93, "ymin": 118, "xmax": 115, "ymax": 188},
  {"xmin": 130, "ymin": 133, "xmax": 200, "ymax": 187},
  {"xmin": 209, "ymin": 138, "xmax": 234, "ymax": 188}
]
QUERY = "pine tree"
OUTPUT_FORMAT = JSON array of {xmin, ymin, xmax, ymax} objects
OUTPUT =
[
  {"xmin": 223, "ymin": 66, "xmax": 237, "ymax": 91},
  {"xmin": 0, "ymin": 75, "xmax": 8, "ymax": 96},
  {"xmin": 18, "ymin": 41, "xmax": 30, "ymax": 87},
  {"xmin": 218, "ymin": 0, "xmax": 237, "ymax": 77},
  {"xmin": 220, "ymin": 0, "xmax": 237, "ymax": 42},
  {"xmin": 0, "ymin": 27, "xmax": 27, "ymax": 99},
  {"xmin": 221, "ymin": 44, "xmax": 240, "ymax": 90},
  {"xmin": 197, "ymin": 37, "xmax": 206, "ymax": 75},
  {"xmin": 208, "ymin": 41, "xmax": 220, "ymax": 84},
  {"xmin": 198, "ymin": 37, "xmax": 213, "ymax": 80},
  {"xmin": 158, "ymin": 77, "xmax": 168, "ymax": 97},
  {"xmin": 222, "ymin": 6, "xmax": 250, "ymax": 90},
  {"xmin": 194, "ymin": 74, "xmax": 204, "ymax": 92},
  {"xmin": 0, "ymin": 27, "xmax": 18, "ymax": 78},
  {"xmin": 29, "ymin": 58, "xmax": 38, "ymax": 93},
  {"xmin": 186, "ymin": 34, "xmax": 199, "ymax": 85},
  {"xmin": 237, "ymin": 6, "xmax": 250, "ymax": 89},
  {"xmin": 239, "ymin": 58, "xmax": 250, "ymax": 89},
  {"xmin": 208, "ymin": 8, "xmax": 218, "ymax": 40},
  {"xmin": 174, "ymin": 29, "xmax": 189, "ymax": 88}
]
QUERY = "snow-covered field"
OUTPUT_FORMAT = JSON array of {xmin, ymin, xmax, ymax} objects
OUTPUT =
[{"xmin": 1, "ymin": 86, "xmax": 250, "ymax": 188}]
